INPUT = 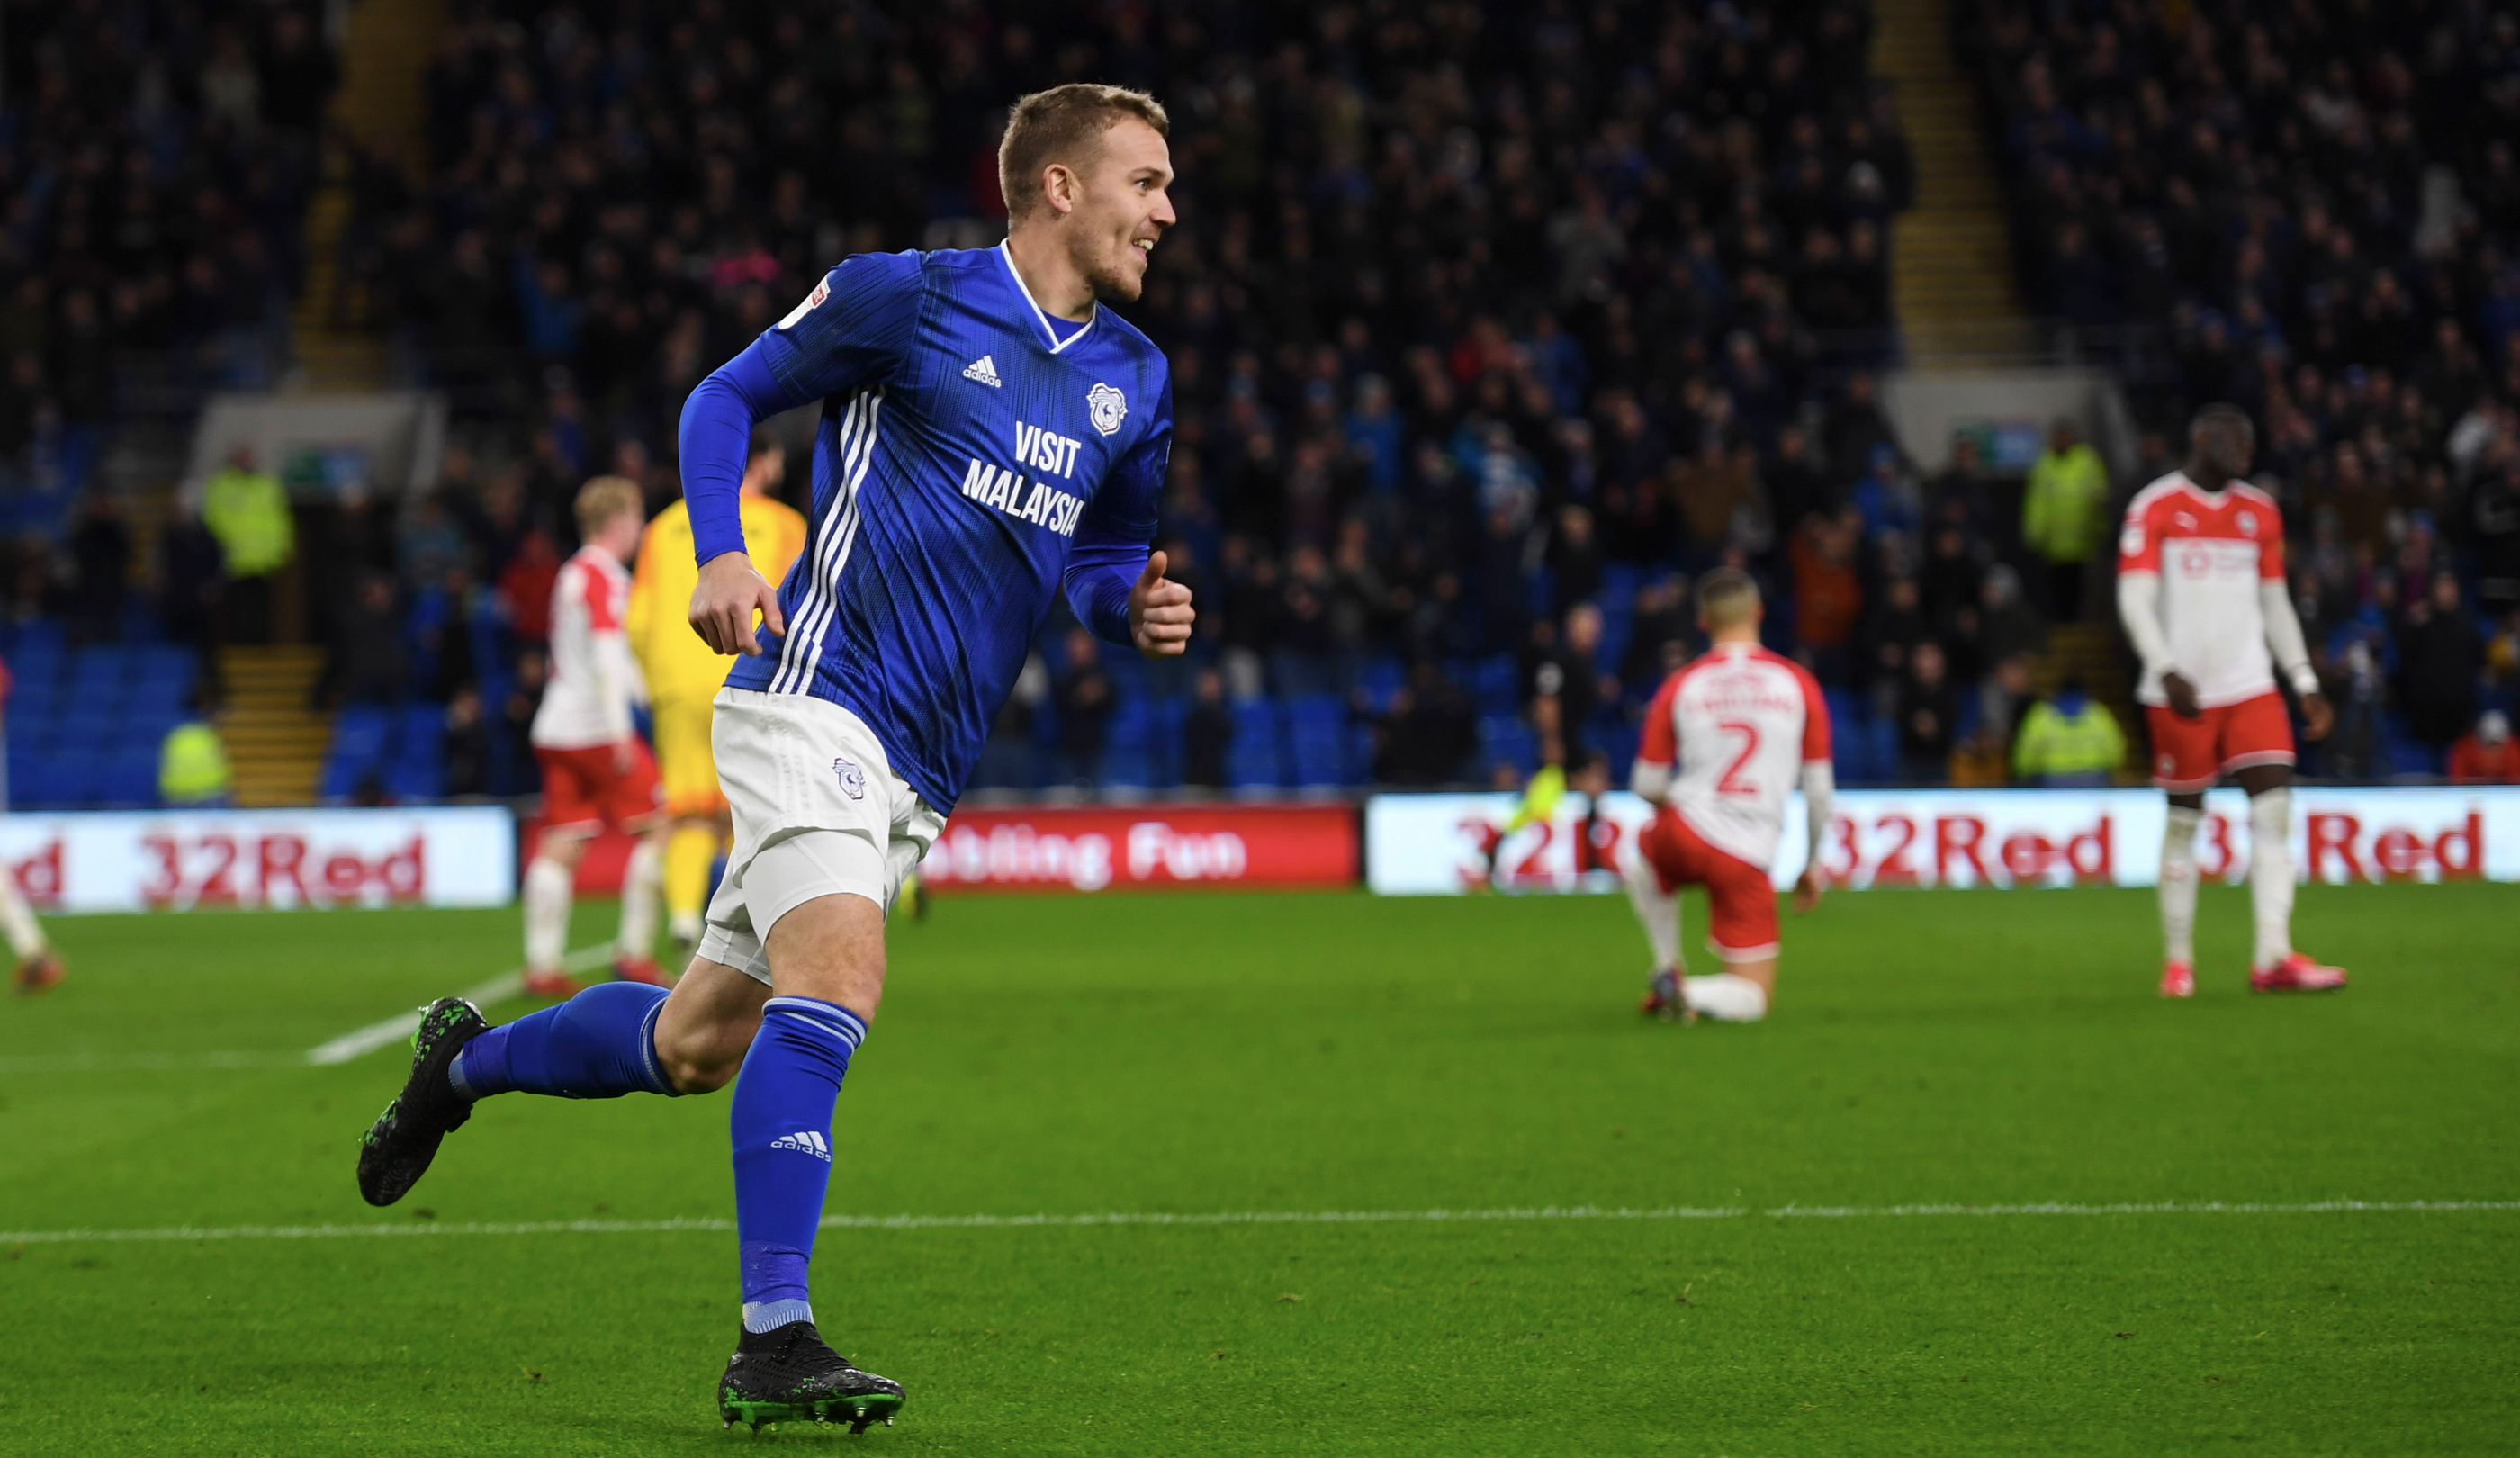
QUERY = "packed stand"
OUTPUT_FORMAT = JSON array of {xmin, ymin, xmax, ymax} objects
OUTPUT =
[
  {"xmin": 1966, "ymin": 0, "xmax": 2520, "ymax": 776},
  {"xmin": 316, "ymin": 0, "xmax": 1960, "ymax": 804},
  {"xmin": 0, "ymin": 1, "xmax": 338, "ymax": 806}
]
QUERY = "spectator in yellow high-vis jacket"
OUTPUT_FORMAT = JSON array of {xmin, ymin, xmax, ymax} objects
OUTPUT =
[{"xmin": 626, "ymin": 432, "xmax": 808, "ymax": 952}]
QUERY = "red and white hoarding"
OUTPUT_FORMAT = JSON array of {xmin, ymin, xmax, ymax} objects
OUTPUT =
[
  {"xmin": 0, "ymin": 807, "xmax": 517, "ymax": 913},
  {"xmin": 1364, "ymin": 787, "xmax": 2520, "ymax": 895},
  {"xmin": 919, "ymin": 804, "xmax": 1356, "ymax": 893}
]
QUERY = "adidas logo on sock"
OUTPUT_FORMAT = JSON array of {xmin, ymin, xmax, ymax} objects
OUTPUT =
[
  {"xmin": 769, "ymin": 1130, "xmax": 832, "ymax": 1162},
  {"xmin": 962, "ymin": 355, "xmax": 1002, "ymax": 387}
]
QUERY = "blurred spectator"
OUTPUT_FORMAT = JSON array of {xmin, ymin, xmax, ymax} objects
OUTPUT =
[
  {"xmin": 2010, "ymin": 676, "xmax": 2126, "ymax": 788},
  {"xmin": 1372, "ymin": 661, "xmax": 1476, "ymax": 787},
  {"xmin": 2021, "ymin": 420, "xmax": 2107, "ymax": 619},
  {"xmin": 1052, "ymin": 627, "xmax": 1114, "ymax": 789},
  {"xmin": 158, "ymin": 499, "xmax": 227, "ymax": 688},
  {"xmin": 327, "ymin": 572, "xmax": 410, "ymax": 708},
  {"xmin": 1789, "ymin": 512, "xmax": 1863, "ymax": 686},
  {"xmin": 67, "ymin": 496, "xmax": 131, "ymax": 644},
  {"xmin": 1897, "ymin": 640, "xmax": 1959, "ymax": 784},
  {"xmin": 1182, "ymin": 667, "xmax": 1232, "ymax": 790},
  {"xmin": 2394, "ymin": 572, "xmax": 2482, "ymax": 760},
  {"xmin": 2448, "ymin": 712, "xmax": 2517, "ymax": 786},
  {"xmin": 158, "ymin": 701, "xmax": 235, "ymax": 808},
  {"xmin": 201, "ymin": 446, "xmax": 293, "ymax": 644},
  {"xmin": 443, "ymin": 686, "xmax": 492, "ymax": 797}
]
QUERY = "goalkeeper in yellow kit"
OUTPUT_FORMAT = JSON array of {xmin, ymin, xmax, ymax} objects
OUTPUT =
[{"xmin": 626, "ymin": 430, "xmax": 808, "ymax": 954}]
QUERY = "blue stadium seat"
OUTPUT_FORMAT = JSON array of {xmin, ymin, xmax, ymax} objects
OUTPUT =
[
  {"xmin": 58, "ymin": 708, "xmax": 127, "ymax": 752},
  {"xmin": 1356, "ymin": 656, "xmax": 1406, "ymax": 715},
  {"xmin": 132, "ymin": 646, "xmax": 198, "ymax": 700},
  {"xmin": 1600, "ymin": 563, "xmax": 1643, "ymax": 612},
  {"xmin": 96, "ymin": 748, "xmax": 158, "ymax": 806},
  {"xmin": 392, "ymin": 706, "xmax": 446, "ymax": 801},
  {"xmin": 1478, "ymin": 714, "xmax": 1538, "ymax": 778},
  {"xmin": 1866, "ymin": 720, "xmax": 1901, "ymax": 784},
  {"xmin": 66, "ymin": 648, "xmax": 130, "ymax": 705},
  {"xmin": 1225, "ymin": 700, "xmax": 1282, "ymax": 793},
  {"xmin": 1471, "ymin": 656, "xmax": 1520, "ymax": 716},
  {"xmin": 322, "ymin": 707, "xmax": 398, "ymax": 800},
  {"xmin": 1285, "ymin": 694, "xmax": 1348, "ymax": 788}
]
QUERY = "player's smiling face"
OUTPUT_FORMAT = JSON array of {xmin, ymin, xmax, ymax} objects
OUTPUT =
[{"xmin": 1069, "ymin": 118, "xmax": 1175, "ymax": 304}]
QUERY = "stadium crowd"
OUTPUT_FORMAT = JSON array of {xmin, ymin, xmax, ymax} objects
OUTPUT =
[
  {"xmin": 0, "ymin": 0, "xmax": 327, "ymax": 521},
  {"xmin": 1967, "ymin": 0, "xmax": 2520, "ymax": 777},
  {"xmin": 4, "ymin": 0, "xmax": 2517, "ymax": 807}
]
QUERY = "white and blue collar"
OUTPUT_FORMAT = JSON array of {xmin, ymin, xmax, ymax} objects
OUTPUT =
[{"xmin": 996, "ymin": 241, "xmax": 1097, "ymax": 355}]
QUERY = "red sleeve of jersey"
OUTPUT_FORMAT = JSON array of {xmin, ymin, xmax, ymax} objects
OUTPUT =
[
  {"xmin": 1794, "ymin": 662, "xmax": 1832, "ymax": 762},
  {"xmin": 1637, "ymin": 674, "xmax": 1681, "ymax": 766},
  {"xmin": 2254, "ymin": 497, "xmax": 2286, "ymax": 580},
  {"xmin": 2118, "ymin": 494, "xmax": 2164, "ymax": 573},
  {"xmin": 582, "ymin": 561, "xmax": 622, "ymax": 631}
]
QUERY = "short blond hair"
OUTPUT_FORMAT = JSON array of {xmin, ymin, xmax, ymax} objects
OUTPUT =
[
  {"xmin": 1696, "ymin": 567, "xmax": 1761, "ymax": 628},
  {"xmin": 573, "ymin": 476, "xmax": 644, "ymax": 536},
  {"xmin": 998, "ymin": 83, "xmax": 1170, "ymax": 222}
]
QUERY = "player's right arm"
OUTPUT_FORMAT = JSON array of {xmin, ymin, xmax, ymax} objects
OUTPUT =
[
  {"xmin": 2114, "ymin": 496, "xmax": 2192, "ymax": 715},
  {"xmin": 1627, "ymin": 675, "xmax": 1681, "ymax": 806},
  {"xmin": 679, "ymin": 251, "xmax": 920, "ymax": 654}
]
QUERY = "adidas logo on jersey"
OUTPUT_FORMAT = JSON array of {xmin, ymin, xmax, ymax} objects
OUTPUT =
[
  {"xmin": 962, "ymin": 355, "xmax": 1003, "ymax": 387},
  {"xmin": 770, "ymin": 1130, "xmax": 832, "ymax": 1162}
]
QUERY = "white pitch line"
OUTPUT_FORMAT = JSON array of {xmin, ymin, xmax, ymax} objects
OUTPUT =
[
  {"xmin": 0, "ymin": 944, "xmax": 626, "ymax": 1076},
  {"xmin": 3, "ymin": 1199, "xmax": 2514, "ymax": 1246},
  {"xmin": 302, "ymin": 943, "xmax": 617, "ymax": 1066}
]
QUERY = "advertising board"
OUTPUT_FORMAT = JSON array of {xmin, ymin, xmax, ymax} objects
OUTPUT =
[
  {"xmin": 919, "ymin": 804, "xmax": 1357, "ymax": 893},
  {"xmin": 0, "ymin": 807, "xmax": 518, "ymax": 913},
  {"xmin": 1364, "ymin": 788, "xmax": 2520, "ymax": 895}
]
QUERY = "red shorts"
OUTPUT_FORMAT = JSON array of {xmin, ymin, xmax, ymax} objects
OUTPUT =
[
  {"xmin": 2146, "ymin": 691, "xmax": 2294, "ymax": 792},
  {"xmin": 1637, "ymin": 807, "xmax": 1779, "ymax": 962},
  {"xmin": 537, "ymin": 742, "xmax": 666, "ymax": 834}
]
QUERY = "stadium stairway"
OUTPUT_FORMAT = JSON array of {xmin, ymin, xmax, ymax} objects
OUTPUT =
[
  {"xmin": 289, "ymin": 0, "xmax": 450, "ymax": 390},
  {"xmin": 219, "ymin": 646, "xmax": 332, "ymax": 807},
  {"xmin": 1869, "ymin": 0, "xmax": 2036, "ymax": 360}
]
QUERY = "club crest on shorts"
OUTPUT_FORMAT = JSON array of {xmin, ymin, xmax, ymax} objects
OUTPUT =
[
  {"xmin": 832, "ymin": 757, "xmax": 866, "ymax": 800},
  {"xmin": 1086, "ymin": 382, "xmax": 1128, "ymax": 436}
]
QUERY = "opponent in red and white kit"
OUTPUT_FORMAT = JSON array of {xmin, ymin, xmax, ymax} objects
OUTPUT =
[
  {"xmin": 1623, "ymin": 569, "xmax": 1831, "ymax": 1023},
  {"xmin": 2116, "ymin": 405, "xmax": 2344, "ymax": 998},
  {"xmin": 526, "ymin": 478, "xmax": 672, "ymax": 994}
]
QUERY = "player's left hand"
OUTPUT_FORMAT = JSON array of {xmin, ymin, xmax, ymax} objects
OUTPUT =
[
  {"xmin": 2300, "ymin": 690, "xmax": 2334, "ymax": 741},
  {"xmin": 1792, "ymin": 867, "xmax": 1825, "ymax": 914},
  {"xmin": 1129, "ymin": 550, "xmax": 1194, "ymax": 658}
]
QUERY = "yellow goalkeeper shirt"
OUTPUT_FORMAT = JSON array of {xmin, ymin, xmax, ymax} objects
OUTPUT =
[{"xmin": 627, "ymin": 492, "xmax": 810, "ymax": 704}]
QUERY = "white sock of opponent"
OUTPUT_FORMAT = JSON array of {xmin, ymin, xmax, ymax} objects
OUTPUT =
[
  {"xmin": 524, "ymin": 855, "xmax": 574, "ymax": 973},
  {"xmin": 0, "ymin": 874, "xmax": 47, "ymax": 960},
  {"xmin": 2248, "ymin": 788, "xmax": 2296, "ymax": 969},
  {"xmin": 618, "ymin": 835, "xmax": 664, "ymax": 963},
  {"xmin": 1683, "ymin": 974, "xmax": 1768, "ymax": 1022},
  {"xmin": 2159, "ymin": 804, "xmax": 2201, "ymax": 967},
  {"xmin": 1621, "ymin": 852, "xmax": 1681, "ymax": 972}
]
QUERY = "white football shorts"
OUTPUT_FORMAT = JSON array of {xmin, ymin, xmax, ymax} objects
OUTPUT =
[{"xmin": 698, "ymin": 687, "xmax": 945, "ymax": 986}]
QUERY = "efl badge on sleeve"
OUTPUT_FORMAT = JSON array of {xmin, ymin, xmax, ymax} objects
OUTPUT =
[{"xmin": 1086, "ymin": 382, "xmax": 1128, "ymax": 436}]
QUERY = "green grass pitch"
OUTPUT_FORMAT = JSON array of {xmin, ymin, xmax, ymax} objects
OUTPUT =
[{"xmin": 1, "ymin": 883, "xmax": 2514, "ymax": 1455}]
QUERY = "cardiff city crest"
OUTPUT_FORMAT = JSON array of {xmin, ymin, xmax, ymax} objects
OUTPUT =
[
  {"xmin": 1087, "ymin": 382, "xmax": 1128, "ymax": 436},
  {"xmin": 833, "ymin": 757, "xmax": 867, "ymax": 800}
]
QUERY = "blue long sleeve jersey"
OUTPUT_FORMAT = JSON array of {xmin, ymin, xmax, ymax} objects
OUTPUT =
[{"xmin": 679, "ymin": 244, "xmax": 1171, "ymax": 814}]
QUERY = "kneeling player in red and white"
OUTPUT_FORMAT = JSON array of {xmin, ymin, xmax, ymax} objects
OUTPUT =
[
  {"xmin": 2118, "ymin": 405, "xmax": 2344, "ymax": 997},
  {"xmin": 526, "ymin": 478, "xmax": 673, "ymax": 995},
  {"xmin": 1624, "ymin": 569, "xmax": 1830, "ymax": 1023}
]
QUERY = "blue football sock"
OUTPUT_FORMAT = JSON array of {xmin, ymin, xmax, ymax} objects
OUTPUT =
[
  {"xmin": 730, "ymin": 995, "xmax": 866, "ymax": 1333},
  {"xmin": 449, "ymin": 982, "xmax": 676, "ymax": 1100}
]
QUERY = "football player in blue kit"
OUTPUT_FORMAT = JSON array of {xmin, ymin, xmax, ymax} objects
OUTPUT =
[{"xmin": 354, "ymin": 84, "xmax": 1192, "ymax": 1431}]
